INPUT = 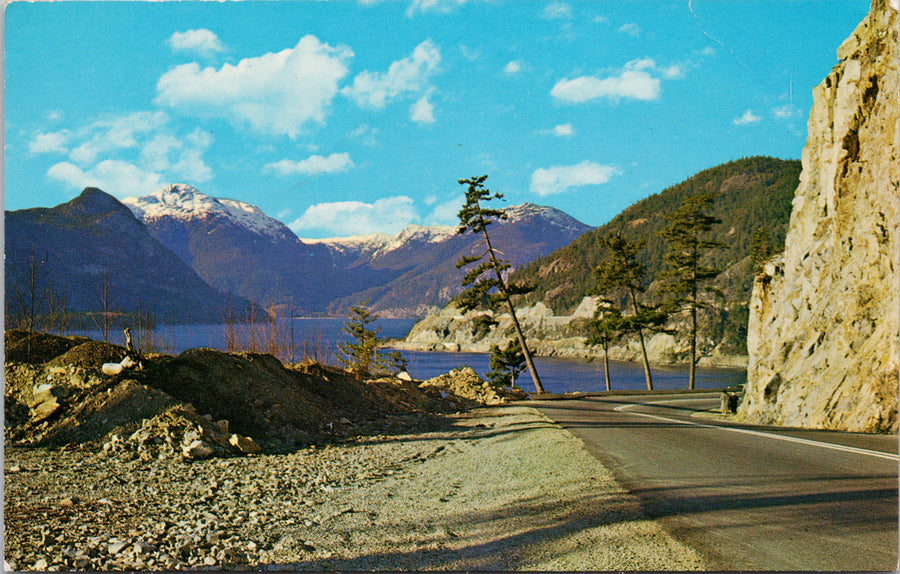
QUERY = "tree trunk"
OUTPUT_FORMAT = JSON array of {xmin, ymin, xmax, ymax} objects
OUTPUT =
[
  {"xmin": 689, "ymin": 304, "xmax": 697, "ymax": 390},
  {"xmin": 482, "ymin": 227, "xmax": 545, "ymax": 394},
  {"xmin": 603, "ymin": 339, "xmax": 611, "ymax": 391},
  {"xmin": 505, "ymin": 298, "xmax": 544, "ymax": 393},
  {"xmin": 628, "ymin": 287, "xmax": 653, "ymax": 391},
  {"xmin": 689, "ymin": 267, "xmax": 698, "ymax": 390}
]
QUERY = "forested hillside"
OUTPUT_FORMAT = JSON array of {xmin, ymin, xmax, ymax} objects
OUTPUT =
[{"xmin": 512, "ymin": 157, "xmax": 801, "ymax": 316}]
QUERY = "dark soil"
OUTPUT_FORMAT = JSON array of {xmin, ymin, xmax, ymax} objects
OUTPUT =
[{"xmin": 4, "ymin": 330, "xmax": 475, "ymax": 453}]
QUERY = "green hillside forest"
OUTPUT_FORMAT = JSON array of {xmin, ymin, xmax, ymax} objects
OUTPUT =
[{"xmin": 511, "ymin": 156, "xmax": 802, "ymax": 354}]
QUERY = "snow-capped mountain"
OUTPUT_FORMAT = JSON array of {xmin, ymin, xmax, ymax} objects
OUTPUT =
[
  {"xmin": 123, "ymin": 184, "xmax": 296, "ymax": 244},
  {"xmin": 123, "ymin": 184, "xmax": 592, "ymax": 317},
  {"xmin": 305, "ymin": 224, "xmax": 458, "ymax": 261},
  {"xmin": 5, "ymin": 188, "xmax": 257, "ymax": 323},
  {"xmin": 316, "ymin": 203, "xmax": 593, "ymax": 317}
]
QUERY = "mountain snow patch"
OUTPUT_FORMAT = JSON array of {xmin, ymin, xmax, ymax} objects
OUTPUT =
[{"xmin": 123, "ymin": 184, "xmax": 294, "ymax": 243}]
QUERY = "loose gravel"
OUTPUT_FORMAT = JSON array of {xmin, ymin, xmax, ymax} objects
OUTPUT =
[{"xmin": 5, "ymin": 406, "xmax": 707, "ymax": 571}]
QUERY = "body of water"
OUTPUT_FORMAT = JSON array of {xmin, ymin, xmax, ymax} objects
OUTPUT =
[{"xmin": 72, "ymin": 318, "xmax": 746, "ymax": 395}]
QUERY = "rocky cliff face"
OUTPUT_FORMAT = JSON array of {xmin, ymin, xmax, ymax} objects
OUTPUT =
[{"xmin": 738, "ymin": 0, "xmax": 899, "ymax": 432}]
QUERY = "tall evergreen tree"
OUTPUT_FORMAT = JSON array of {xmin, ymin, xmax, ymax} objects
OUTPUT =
[
  {"xmin": 587, "ymin": 302, "xmax": 623, "ymax": 391},
  {"xmin": 455, "ymin": 175, "xmax": 545, "ymax": 393},
  {"xmin": 750, "ymin": 226, "xmax": 774, "ymax": 272},
  {"xmin": 658, "ymin": 193, "xmax": 727, "ymax": 389},
  {"xmin": 593, "ymin": 233, "xmax": 666, "ymax": 391}
]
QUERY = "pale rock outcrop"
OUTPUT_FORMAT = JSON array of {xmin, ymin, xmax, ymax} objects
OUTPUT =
[
  {"xmin": 738, "ymin": 0, "xmax": 899, "ymax": 432},
  {"xmin": 397, "ymin": 297, "xmax": 744, "ymax": 366}
]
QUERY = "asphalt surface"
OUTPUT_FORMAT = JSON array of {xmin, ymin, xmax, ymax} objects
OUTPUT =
[{"xmin": 528, "ymin": 392, "xmax": 899, "ymax": 571}]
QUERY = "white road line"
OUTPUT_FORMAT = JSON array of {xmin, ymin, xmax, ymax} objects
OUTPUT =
[{"xmin": 613, "ymin": 402, "xmax": 899, "ymax": 461}]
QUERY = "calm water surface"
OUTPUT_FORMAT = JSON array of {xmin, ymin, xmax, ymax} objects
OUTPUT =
[{"xmin": 73, "ymin": 318, "xmax": 745, "ymax": 394}]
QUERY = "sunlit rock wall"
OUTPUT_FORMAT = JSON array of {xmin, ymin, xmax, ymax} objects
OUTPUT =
[{"xmin": 739, "ymin": 0, "xmax": 899, "ymax": 432}]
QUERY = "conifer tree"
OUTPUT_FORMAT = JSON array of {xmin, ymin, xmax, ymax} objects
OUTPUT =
[
  {"xmin": 455, "ymin": 175, "xmax": 545, "ymax": 393},
  {"xmin": 338, "ymin": 301, "xmax": 407, "ymax": 376},
  {"xmin": 587, "ymin": 302, "xmax": 623, "ymax": 391},
  {"xmin": 486, "ymin": 338, "xmax": 526, "ymax": 388},
  {"xmin": 593, "ymin": 233, "xmax": 665, "ymax": 390},
  {"xmin": 658, "ymin": 193, "xmax": 727, "ymax": 389}
]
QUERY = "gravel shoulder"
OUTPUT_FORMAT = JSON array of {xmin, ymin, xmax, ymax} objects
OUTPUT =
[{"xmin": 5, "ymin": 405, "xmax": 706, "ymax": 571}]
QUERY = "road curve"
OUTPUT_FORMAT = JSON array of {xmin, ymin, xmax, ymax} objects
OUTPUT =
[{"xmin": 528, "ymin": 392, "xmax": 898, "ymax": 571}]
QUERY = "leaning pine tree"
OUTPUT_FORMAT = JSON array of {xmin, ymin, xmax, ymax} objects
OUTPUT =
[
  {"xmin": 455, "ymin": 175, "xmax": 545, "ymax": 394},
  {"xmin": 658, "ymin": 193, "xmax": 727, "ymax": 390}
]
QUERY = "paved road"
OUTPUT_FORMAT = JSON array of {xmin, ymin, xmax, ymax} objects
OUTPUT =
[{"xmin": 529, "ymin": 392, "xmax": 898, "ymax": 571}]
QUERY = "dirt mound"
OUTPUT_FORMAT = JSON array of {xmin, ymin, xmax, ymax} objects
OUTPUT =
[
  {"xmin": 420, "ymin": 367, "xmax": 527, "ymax": 405},
  {"xmin": 16, "ymin": 379, "xmax": 178, "ymax": 448},
  {"xmin": 141, "ymin": 348, "xmax": 415, "ymax": 449},
  {"xmin": 4, "ymin": 330, "xmax": 91, "ymax": 364},
  {"xmin": 5, "ymin": 330, "xmax": 511, "ymax": 457},
  {"xmin": 47, "ymin": 340, "xmax": 128, "ymax": 369}
]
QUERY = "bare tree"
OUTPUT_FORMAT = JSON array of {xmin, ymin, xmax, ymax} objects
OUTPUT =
[{"xmin": 94, "ymin": 265, "xmax": 113, "ymax": 342}]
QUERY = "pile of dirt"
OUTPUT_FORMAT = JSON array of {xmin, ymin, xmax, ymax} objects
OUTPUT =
[
  {"xmin": 420, "ymin": 367, "xmax": 528, "ymax": 405},
  {"xmin": 5, "ymin": 329, "xmax": 91, "ymax": 364},
  {"xmin": 3, "ymin": 331, "xmax": 498, "ymax": 457}
]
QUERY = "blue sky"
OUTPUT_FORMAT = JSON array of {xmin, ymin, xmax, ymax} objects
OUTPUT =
[{"xmin": 5, "ymin": 0, "xmax": 869, "ymax": 238}]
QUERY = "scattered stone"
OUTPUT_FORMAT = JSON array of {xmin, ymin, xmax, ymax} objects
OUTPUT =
[
  {"xmin": 182, "ymin": 439, "xmax": 215, "ymax": 459},
  {"xmin": 229, "ymin": 434, "xmax": 261, "ymax": 454}
]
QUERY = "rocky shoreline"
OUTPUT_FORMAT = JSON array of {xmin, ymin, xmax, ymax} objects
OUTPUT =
[{"xmin": 398, "ymin": 301, "xmax": 749, "ymax": 369}]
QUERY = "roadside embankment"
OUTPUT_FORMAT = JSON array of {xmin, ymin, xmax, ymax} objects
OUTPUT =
[{"xmin": 5, "ymin": 406, "xmax": 707, "ymax": 571}]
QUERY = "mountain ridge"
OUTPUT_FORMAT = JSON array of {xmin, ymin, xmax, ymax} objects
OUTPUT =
[
  {"xmin": 5, "ymin": 188, "xmax": 256, "ymax": 326},
  {"xmin": 122, "ymin": 185, "xmax": 592, "ymax": 318}
]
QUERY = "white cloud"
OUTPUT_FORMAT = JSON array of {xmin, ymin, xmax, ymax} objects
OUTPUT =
[
  {"xmin": 554, "ymin": 123, "xmax": 574, "ymax": 137},
  {"xmin": 168, "ymin": 29, "xmax": 225, "ymax": 58},
  {"xmin": 68, "ymin": 111, "xmax": 169, "ymax": 165},
  {"xmin": 290, "ymin": 196, "xmax": 419, "ymax": 236},
  {"xmin": 733, "ymin": 110, "xmax": 761, "ymax": 125},
  {"xmin": 39, "ymin": 111, "xmax": 213, "ymax": 196},
  {"xmin": 405, "ymin": 0, "xmax": 468, "ymax": 16},
  {"xmin": 551, "ymin": 58, "xmax": 679, "ymax": 103},
  {"xmin": 47, "ymin": 159, "xmax": 164, "ymax": 197},
  {"xmin": 773, "ymin": 104, "xmax": 800, "ymax": 119},
  {"xmin": 349, "ymin": 124, "xmax": 379, "ymax": 146},
  {"xmin": 662, "ymin": 63, "xmax": 685, "ymax": 79},
  {"xmin": 542, "ymin": 1, "xmax": 572, "ymax": 19},
  {"xmin": 343, "ymin": 40, "xmax": 441, "ymax": 108},
  {"xmin": 266, "ymin": 152, "xmax": 354, "ymax": 176},
  {"xmin": 29, "ymin": 131, "xmax": 70, "ymax": 154},
  {"xmin": 410, "ymin": 89, "xmax": 436, "ymax": 123},
  {"xmin": 504, "ymin": 61, "xmax": 522, "ymax": 75},
  {"xmin": 552, "ymin": 71, "xmax": 659, "ymax": 102},
  {"xmin": 618, "ymin": 23, "xmax": 641, "ymax": 37},
  {"xmin": 156, "ymin": 35, "xmax": 353, "ymax": 138},
  {"xmin": 424, "ymin": 194, "xmax": 464, "ymax": 226},
  {"xmin": 530, "ymin": 161, "xmax": 617, "ymax": 196},
  {"xmin": 459, "ymin": 44, "xmax": 480, "ymax": 62}
]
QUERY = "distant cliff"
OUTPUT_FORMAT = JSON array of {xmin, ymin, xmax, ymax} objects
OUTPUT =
[{"xmin": 738, "ymin": 0, "xmax": 899, "ymax": 432}]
